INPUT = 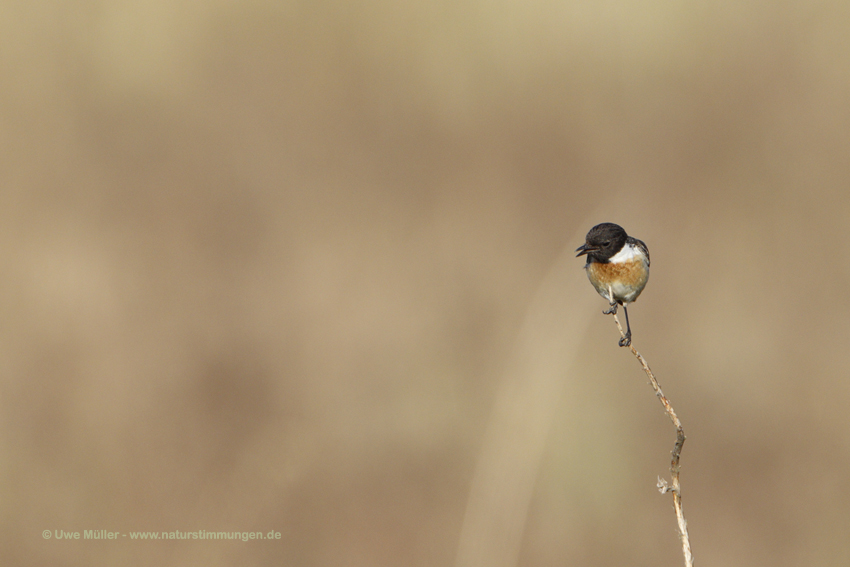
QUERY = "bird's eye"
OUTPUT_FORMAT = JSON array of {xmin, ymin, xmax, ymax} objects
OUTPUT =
[{"xmin": 602, "ymin": 241, "xmax": 610, "ymax": 247}]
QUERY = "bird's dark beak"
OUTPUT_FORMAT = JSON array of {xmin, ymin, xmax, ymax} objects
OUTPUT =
[{"xmin": 575, "ymin": 243, "xmax": 596, "ymax": 257}]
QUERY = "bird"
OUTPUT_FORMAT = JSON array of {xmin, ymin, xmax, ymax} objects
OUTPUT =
[{"xmin": 576, "ymin": 222, "xmax": 650, "ymax": 347}]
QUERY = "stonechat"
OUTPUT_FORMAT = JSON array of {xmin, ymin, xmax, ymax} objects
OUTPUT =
[{"xmin": 576, "ymin": 222, "xmax": 650, "ymax": 347}]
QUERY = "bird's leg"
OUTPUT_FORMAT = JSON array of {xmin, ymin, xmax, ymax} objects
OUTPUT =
[
  {"xmin": 619, "ymin": 305, "xmax": 632, "ymax": 347},
  {"xmin": 602, "ymin": 286, "xmax": 618, "ymax": 315}
]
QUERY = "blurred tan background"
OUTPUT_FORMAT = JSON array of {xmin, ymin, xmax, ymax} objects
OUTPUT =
[{"xmin": 2, "ymin": 1, "xmax": 850, "ymax": 565}]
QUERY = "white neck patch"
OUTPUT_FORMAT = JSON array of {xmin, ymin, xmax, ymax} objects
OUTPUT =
[{"xmin": 608, "ymin": 243, "xmax": 643, "ymax": 264}]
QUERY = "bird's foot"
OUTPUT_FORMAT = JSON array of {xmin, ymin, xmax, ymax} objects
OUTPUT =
[
  {"xmin": 603, "ymin": 302, "xmax": 618, "ymax": 315},
  {"xmin": 618, "ymin": 331, "xmax": 632, "ymax": 348}
]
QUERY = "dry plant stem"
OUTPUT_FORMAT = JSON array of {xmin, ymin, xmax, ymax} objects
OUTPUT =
[{"xmin": 610, "ymin": 308, "xmax": 695, "ymax": 567}]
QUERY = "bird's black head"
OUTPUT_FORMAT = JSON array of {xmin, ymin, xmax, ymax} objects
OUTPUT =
[{"xmin": 575, "ymin": 222, "xmax": 628, "ymax": 262}]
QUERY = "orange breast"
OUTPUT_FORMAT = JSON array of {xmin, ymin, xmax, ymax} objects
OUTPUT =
[{"xmin": 586, "ymin": 258, "xmax": 649, "ymax": 303}]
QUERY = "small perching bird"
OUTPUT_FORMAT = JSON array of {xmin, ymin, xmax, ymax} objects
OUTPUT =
[{"xmin": 576, "ymin": 223, "xmax": 650, "ymax": 347}]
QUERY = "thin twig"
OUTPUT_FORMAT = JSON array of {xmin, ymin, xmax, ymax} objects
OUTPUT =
[{"xmin": 609, "ymin": 302, "xmax": 694, "ymax": 567}]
